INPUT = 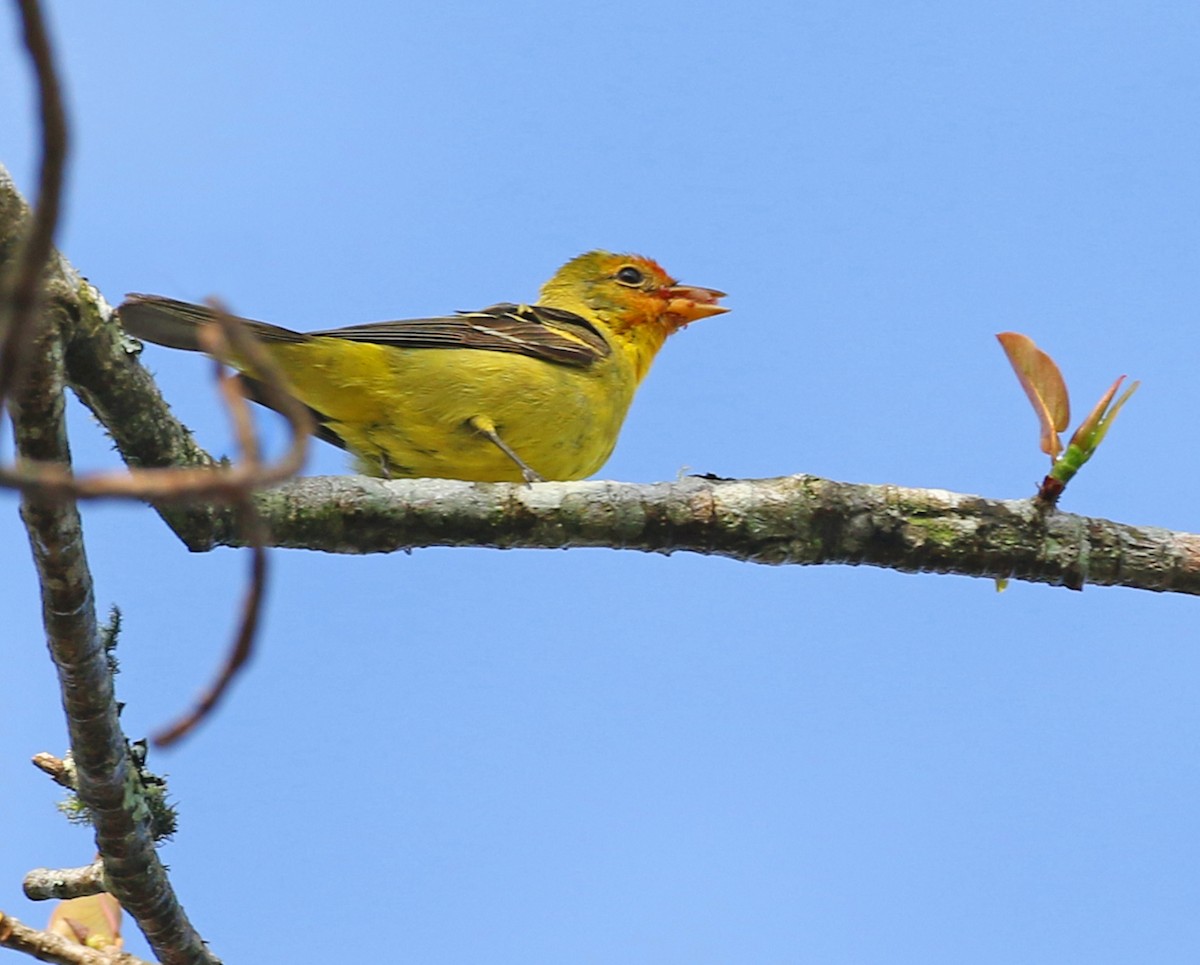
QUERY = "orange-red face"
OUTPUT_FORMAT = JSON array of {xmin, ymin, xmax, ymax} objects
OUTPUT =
[{"xmin": 551, "ymin": 251, "xmax": 727, "ymax": 334}]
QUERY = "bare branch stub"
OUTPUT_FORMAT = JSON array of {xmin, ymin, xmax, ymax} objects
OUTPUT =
[
  {"xmin": 23, "ymin": 860, "xmax": 106, "ymax": 902},
  {"xmin": 32, "ymin": 750, "xmax": 74, "ymax": 788}
]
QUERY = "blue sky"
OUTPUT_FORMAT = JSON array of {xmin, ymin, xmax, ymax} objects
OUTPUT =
[{"xmin": 3, "ymin": 2, "xmax": 1200, "ymax": 961}]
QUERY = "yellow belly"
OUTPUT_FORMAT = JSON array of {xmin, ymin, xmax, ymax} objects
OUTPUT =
[{"xmin": 263, "ymin": 338, "xmax": 637, "ymax": 481}]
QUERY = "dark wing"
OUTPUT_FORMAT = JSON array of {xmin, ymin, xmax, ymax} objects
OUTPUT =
[{"xmin": 307, "ymin": 303, "xmax": 612, "ymax": 368}]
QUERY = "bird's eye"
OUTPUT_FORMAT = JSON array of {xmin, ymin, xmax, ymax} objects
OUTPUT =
[{"xmin": 615, "ymin": 265, "xmax": 645, "ymax": 287}]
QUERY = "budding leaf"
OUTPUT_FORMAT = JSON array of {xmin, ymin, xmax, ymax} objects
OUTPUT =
[{"xmin": 1069, "ymin": 375, "xmax": 1140, "ymax": 455}]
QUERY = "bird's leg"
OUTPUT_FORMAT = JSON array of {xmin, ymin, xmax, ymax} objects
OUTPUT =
[{"xmin": 467, "ymin": 416, "xmax": 544, "ymax": 484}]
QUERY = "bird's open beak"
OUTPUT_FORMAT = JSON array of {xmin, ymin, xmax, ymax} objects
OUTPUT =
[{"xmin": 662, "ymin": 284, "xmax": 729, "ymax": 324}]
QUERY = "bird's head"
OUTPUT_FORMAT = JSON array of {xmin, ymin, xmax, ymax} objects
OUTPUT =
[{"xmin": 539, "ymin": 251, "xmax": 727, "ymax": 337}]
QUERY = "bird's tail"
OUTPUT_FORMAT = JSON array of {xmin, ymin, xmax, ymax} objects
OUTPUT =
[
  {"xmin": 118, "ymin": 294, "xmax": 308, "ymax": 351},
  {"xmin": 119, "ymin": 293, "xmax": 348, "ymax": 452}
]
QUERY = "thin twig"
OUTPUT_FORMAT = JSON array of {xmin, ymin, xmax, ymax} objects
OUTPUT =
[
  {"xmin": 148, "ymin": 302, "xmax": 279, "ymax": 746},
  {"xmin": 0, "ymin": 313, "xmax": 311, "ymax": 498},
  {"xmin": 0, "ymin": 320, "xmax": 310, "ymax": 499},
  {"xmin": 0, "ymin": 289, "xmax": 312, "ymax": 505},
  {"xmin": 153, "ymin": 502, "xmax": 269, "ymax": 747},
  {"xmin": 0, "ymin": 0, "xmax": 67, "ymax": 411},
  {"xmin": 201, "ymin": 295, "xmax": 313, "ymax": 471},
  {"xmin": 200, "ymin": 340, "xmax": 260, "ymax": 468}
]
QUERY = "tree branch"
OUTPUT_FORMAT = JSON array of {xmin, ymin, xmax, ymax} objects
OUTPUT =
[
  {"xmin": 153, "ymin": 473, "xmax": 1196, "ymax": 594},
  {"xmin": 11, "ymin": 296, "xmax": 220, "ymax": 964},
  {"xmin": 0, "ymin": 911, "xmax": 151, "ymax": 965},
  {"xmin": 2, "ymin": 163, "xmax": 1195, "ymax": 597}
]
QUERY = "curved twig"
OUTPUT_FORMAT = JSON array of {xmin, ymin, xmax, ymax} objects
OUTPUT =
[{"xmin": 0, "ymin": 0, "xmax": 67, "ymax": 411}]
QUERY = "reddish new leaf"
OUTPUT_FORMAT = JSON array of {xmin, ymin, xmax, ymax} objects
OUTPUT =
[
  {"xmin": 47, "ymin": 894, "xmax": 123, "ymax": 950},
  {"xmin": 996, "ymin": 332, "xmax": 1071, "ymax": 460}
]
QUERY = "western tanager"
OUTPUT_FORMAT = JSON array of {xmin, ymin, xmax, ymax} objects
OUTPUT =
[{"xmin": 118, "ymin": 250, "xmax": 727, "ymax": 482}]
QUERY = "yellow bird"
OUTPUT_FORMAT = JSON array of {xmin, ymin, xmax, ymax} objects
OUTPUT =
[{"xmin": 118, "ymin": 250, "xmax": 727, "ymax": 482}]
